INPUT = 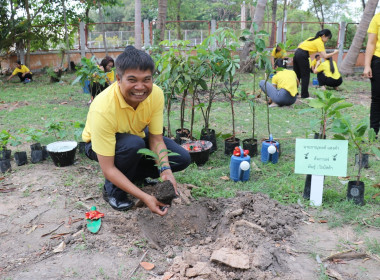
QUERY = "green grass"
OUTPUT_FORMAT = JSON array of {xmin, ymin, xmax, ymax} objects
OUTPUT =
[{"xmin": 0, "ymin": 71, "xmax": 379, "ymax": 230}]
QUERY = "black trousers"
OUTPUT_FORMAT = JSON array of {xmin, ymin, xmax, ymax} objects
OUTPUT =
[
  {"xmin": 317, "ymin": 72, "xmax": 343, "ymax": 87},
  {"xmin": 17, "ymin": 72, "xmax": 32, "ymax": 82},
  {"xmin": 85, "ymin": 131, "xmax": 191, "ymax": 199},
  {"xmin": 91, "ymin": 82, "xmax": 109, "ymax": 99},
  {"xmin": 370, "ymin": 55, "xmax": 380, "ymax": 135},
  {"xmin": 293, "ymin": 48, "xmax": 310, "ymax": 98}
]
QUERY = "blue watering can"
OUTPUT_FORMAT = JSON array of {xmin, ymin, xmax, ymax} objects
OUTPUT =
[
  {"xmin": 230, "ymin": 146, "xmax": 251, "ymax": 182},
  {"xmin": 312, "ymin": 78, "xmax": 319, "ymax": 86},
  {"xmin": 261, "ymin": 134, "xmax": 280, "ymax": 164}
]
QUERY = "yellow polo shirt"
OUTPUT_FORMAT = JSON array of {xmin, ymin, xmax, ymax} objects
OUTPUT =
[
  {"xmin": 82, "ymin": 82, "xmax": 164, "ymax": 156},
  {"xmin": 106, "ymin": 70, "xmax": 115, "ymax": 83},
  {"xmin": 272, "ymin": 69, "xmax": 298, "ymax": 97},
  {"xmin": 316, "ymin": 60, "xmax": 341, "ymax": 80},
  {"xmin": 368, "ymin": 13, "xmax": 380, "ymax": 57},
  {"xmin": 310, "ymin": 59, "xmax": 317, "ymax": 68},
  {"xmin": 12, "ymin": 65, "xmax": 32, "ymax": 75},
  {"xmin": 271, "ymin": 47, "xmax": 286, "ymax": 59},
  {"xmin": 298, "ymin": 37, "xmax": 325, "ymax": 55}
]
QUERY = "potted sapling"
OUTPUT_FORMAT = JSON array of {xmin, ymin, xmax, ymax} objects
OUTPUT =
[
  {"xmin": 332, "ymin": 115, "xmax": 380, "ymax": 205},
  {"xmin": 25, "ymin": 128, "xmax": 44, "ymax": 163},
  {"xmin": 300, "ymin": 90, "xmax": 352, "ymax": 199},
  {"xmin": 9, "ymin": 132, "xmax": 28, "ymax": 166},
  {"xmin": 195, "ymin": 45, "xmax": 221, "ymax": 153},
  {"xmin": 137, "ymin": 147, "xmax": 180, "ymax": 207},
  {"xmin": 203, "ymin": 28, "xmax": 241, "ymax": 155},
  {"xmin": 0, "ymin": 130, "xmax": 12, "ymax": 173},
  {"xmin": 73, "ymin": 121, "xmax": 86, "ymax": 154},
  {"xmin": 45, "ymin": 120, "xmax": 77, "ymax": 167},
  {"xmin": 0, "ymin": 129, "xmax": 12, "ymax": 160}
]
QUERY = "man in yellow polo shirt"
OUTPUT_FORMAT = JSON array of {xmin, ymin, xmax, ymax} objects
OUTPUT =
[
  {"xmin": 82, "ymin": 46, "xmax": 191, "ymax": 215},
  {"xmin": 259, "ymin": 67, "xmax": 299, "ymax": 107},
  {"xmin": 364, "ymin": 12, "xmax": 380, "ymax": 136},
  {"xmin": 7, "ymin": 60, "xmax": 33, "ymax": 83}
]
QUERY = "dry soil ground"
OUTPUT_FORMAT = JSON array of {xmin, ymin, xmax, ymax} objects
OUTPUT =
[{"xmin": 0, "ymin": 154, "xmax": 379, "ymax": 280}]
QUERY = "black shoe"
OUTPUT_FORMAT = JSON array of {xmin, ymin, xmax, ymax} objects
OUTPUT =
[{"xmin": 102, "ymin": 186, "xmax": 134, "ymax": 211}]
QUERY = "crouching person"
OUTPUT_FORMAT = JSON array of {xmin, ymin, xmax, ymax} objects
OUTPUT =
[
  {"xmin": 82, "ymin": 46, "xmax": 191, "ymax": 216},
  {"xmin": 7, "ymin": 61, "xmax": 33, "ymax": 83},
  {"xmin": 259, "ymin": 68, "xmax": 299, "ymax": 107},
  {"xmin": 313, "ymin": 57, "xmax": 343, "ymax": 90}
]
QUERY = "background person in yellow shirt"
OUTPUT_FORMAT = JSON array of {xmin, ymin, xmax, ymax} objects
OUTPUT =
[
  {"xmin": 6, "ymin": 60, "xmax": 33, "ymax": 83},
  {"xmin": 313, "ymin": 57, "xmax": 342, "ymax": 90},
  {"xmin": 271, "ymin": 44, "xmax": 288, "ymax": 68},
  {"xmin": 83, "ymin": 46, "xmax": 190, "ymax": 215},
  {"xmin": 90, "ymin": 56, "xmax": 115, "ymax": 101},
  {"xmin": 364, "ymin": 12, "xmax": 380, "ymax": 136},
  {"xmin": 309, "ymin": 54, "xmax": 320, "ymax": 73},
  {"xmin": 259, "ymin": 67, "xmax": 299, "ymax": 107},
  {"xmin": 293, "ymin": 29, "xmax": 339, "ymax": 98}
]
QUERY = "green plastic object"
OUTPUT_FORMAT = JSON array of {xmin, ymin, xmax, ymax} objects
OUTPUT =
[{"xmin": 86, "ymin": 206, "xmax": 102, "ymax": 233}]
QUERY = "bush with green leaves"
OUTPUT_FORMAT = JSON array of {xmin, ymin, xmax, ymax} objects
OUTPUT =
[
  {"xmin": 300, "ymin": 90, "xmax": 353, "ymax": 139},
  {"xmin": 72, "ymin": 56, "xmax": 108, "ymax": 91},
  {"xmin": 45, "ymin": 120, "xmax": 68, "ymax": 140},
  {"xmin": 24, "ymin": 128, "xmax": 44, "ymax": 144},
  {"xmin": 0, "ymin": 129, "xmax": 11, "ymax": 150},
  {"xmin": 332, "ymin": 115, "xmax": 380, "ymax": 184},
  {"xmin": 73, "ymin": 121, "xmax": 85, "ymax": 142}
]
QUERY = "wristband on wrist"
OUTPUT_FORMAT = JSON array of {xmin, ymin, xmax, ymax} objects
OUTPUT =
[{"xmin": 159, "ymin": 166, "xmax": 171, "ymax": 174}]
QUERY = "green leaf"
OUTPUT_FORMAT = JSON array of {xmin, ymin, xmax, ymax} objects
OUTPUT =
[{"xmin": 308, "ymin": 99, "xmax": 325, "ymax": 109}]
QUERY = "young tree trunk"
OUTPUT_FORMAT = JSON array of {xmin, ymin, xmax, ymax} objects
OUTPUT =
[
  {"xmin": 135, "ymin": 0, "xmax": 142, "ymax": 49},
  {"xmin": 62, "ymin": 0, "xmax": 71, "ymax": 71},
  {"xmin": 270, "ymin": 0, "xmax": 277, "ymax": 47},
  {"xmin": 340, "ymin": 0, "xmax": 379, "ymax": 75},
  {"xmin": 157, "ymin": 0, "xmax": 168, "ymax": 42},
  {"xmin": 25, "ymin": 0, "xmax": 31, "ymax": 67},
  {"xmin": 282, "ymin": 0, "xmax": 287, "ymax": 21},
  {"xmin": 98, "ymin": 1, "xmax": 108, "ymax": 55},
  {"xmin": 176, "ymin": 0, "xmax": 182, "ymax": 40},
  {"xmin": 240, "ymin": 0, "xmax": 268, "ymax": 73}
]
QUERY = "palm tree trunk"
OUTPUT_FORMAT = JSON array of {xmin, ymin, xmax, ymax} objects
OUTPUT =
[
  {"xmin": 340, "ymin": 0, "xmax": 379, "ymax": 75},
  {"xmin": 240, "ymin": 0, "xmax": 268, "ymax": 73},
  {"xmin": 135, "ymin": 0, "xmax": 142, "ymax": 49}
]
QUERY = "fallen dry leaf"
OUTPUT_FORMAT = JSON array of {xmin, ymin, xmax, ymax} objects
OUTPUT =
[
  {"xmin": 309, "ymin": 217, "xmax": 315, "ymax": 223},
  {"xmin": 286, "ymin": 129, "xmax": 292, "ymax": 134},
  {"xmin": 338, "ymin": 176, "xmax": 350, "ymax": 180},
  {"xmin": 220, "ymin": 176, "xmax": 230, "ymax": 181},
  {"xmin": 319, "ymin": 220, "xmax": 328, "ymax": 223},
  {"xmin": 163, "ymin": 273, "xmax": 174, "ymax": 280},
  {"xmin": 331, "ymin": 258, "xmax": 347, "ymax": 264},
  {"xmin": 53, "ymin": 241, "xmax": 66, "ymax": 253},
  {"xmin": 140, "ymin": 261, "xmax": 154, "ymax": 270},
  {"xmin": 372, "ymin": 193, "xmax": 380, "ymax": 199},
  {"xmin": 60, "ymin": 102, "xmax": 68, "ymax": 105},
  {"xmin": 207, "ymin": 166, "xmax": 213, "ymax": 170},
  {"xmin": 372, "ymin": 183, "xmax": 380, "ymax": 189},
  {"xmin": 353, "ymin": 241, "xmax": 364, "ymax": 245}
]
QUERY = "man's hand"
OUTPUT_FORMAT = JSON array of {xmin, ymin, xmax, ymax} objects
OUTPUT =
[
  {"xmin": 161, "ymin": 169, "xmax": 178, "ymax": 195},
  {"xmin": 363, "ymin": 66, "xmax": 372, "ymax": 78},
  {"xmin": 143, "ymin": 194, "xmax": 169, "ymax": 216},
  {"xmin": 22, "ymin": 73, "xmax": 25, "ymax": 77}
]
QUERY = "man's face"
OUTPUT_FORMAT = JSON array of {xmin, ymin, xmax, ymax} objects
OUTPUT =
[
  {"xmin": 16, "ymin": 63, "xmax": 21, "ymax": 69},
  {"xmin": 117, "ymin": 68, "xmax": 153, "ymax": 109}
]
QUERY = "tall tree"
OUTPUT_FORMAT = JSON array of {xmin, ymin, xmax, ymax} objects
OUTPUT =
[
  {"xmin": 270, "ymin": 0, "xmax": 277, "ymax": 46},
  {"xmin": 239, "ymin": 0, "xmax": 268, "ymax": 72},
  {"xmin": 98, "ymin": 1, "xmax": 108, "ymax": 56},
  {"xmin": 312, "ymin": 0, "xmax": 325, "ymax": 29},
  {"xmin": 157, "ymin": 0, "xmax": 168, "ymax": 42},
  {"xmin": 340, "ymin": 0, "xmax": 379, "ymax": 75},
  {"xmin": 62, "ymin": 0, "xmax": 71, "ymax": 71},
  {"xmin": 135, "ymin": 0, "xmax": 142, "ymax": 49}
]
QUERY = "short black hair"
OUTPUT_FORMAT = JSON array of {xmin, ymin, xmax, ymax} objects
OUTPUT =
[
  {"xmin": 115, "ymin": 46, "xmax": 154, "ymax": 78},
  {"xmin": 315, "ymin": 54, "xmax": 320, "ymax": 58},
  {"xmin": 16, "ymin": 60, "xmax": 21, "ymax": 65}
]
